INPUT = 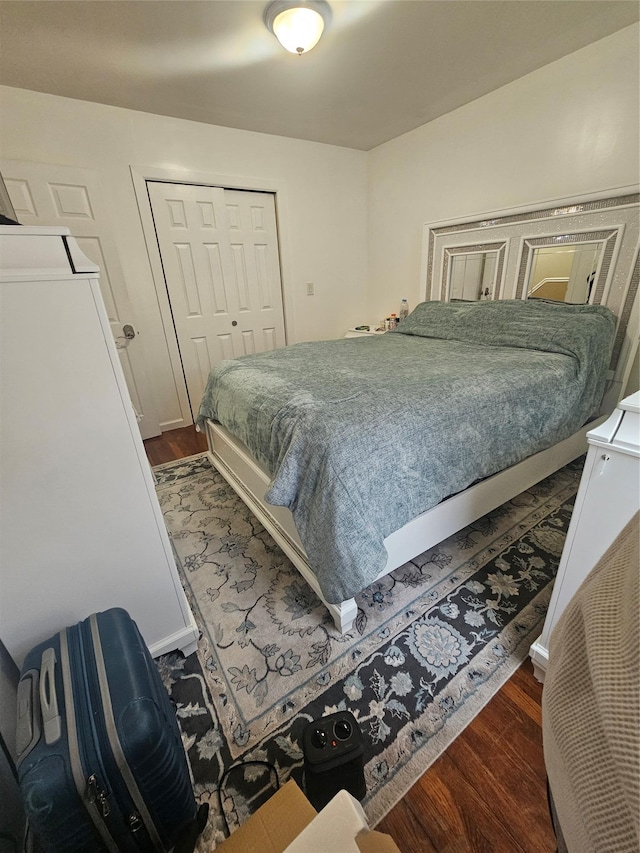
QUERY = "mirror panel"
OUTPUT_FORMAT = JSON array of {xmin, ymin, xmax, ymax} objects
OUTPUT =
[
  {"xmin": 442, "ymin": 242, "xmax": 506, "ymax": 301},
  {"xmin": 527, "ymin": 242, "xmax": 603, "ymax": 303},
  {"xmin": 449, "ymin": 251, "xmax": 498, "ymax": 301},
  {"xmin": 515, "ymin": 229, "xmax": 619, "ymax": 302}
]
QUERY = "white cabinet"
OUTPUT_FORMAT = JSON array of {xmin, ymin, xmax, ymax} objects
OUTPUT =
[
  {"xmin": 0, "ymin": 226, "xmax": 198, "ymax": 667},
  {"xmin": 530, "ymin": 391, "xmax": 640, "ymax": 681}
]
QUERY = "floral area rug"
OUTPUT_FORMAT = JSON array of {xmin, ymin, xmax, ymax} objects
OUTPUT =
[{"xmin": 154, "ymin": 453, "xmax": 581, "ymax": 850}]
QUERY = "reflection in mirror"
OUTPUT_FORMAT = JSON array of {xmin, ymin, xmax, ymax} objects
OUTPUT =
[
  {"xmin": 449, "ymin": 251, "xmax": 498, "ymax": 300},
  {"xmin": 527, "ymin": 243, "xmax": 603, "ymax": 303}
]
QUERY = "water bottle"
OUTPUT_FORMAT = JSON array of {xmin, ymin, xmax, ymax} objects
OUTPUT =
[{"xmin": 399, "ymin": 298, "xmax": 409, "ymax": 321}]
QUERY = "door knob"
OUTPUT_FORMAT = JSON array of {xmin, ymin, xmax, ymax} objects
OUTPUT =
[
  {"xmin": 231, "ymin": 320, "xmax": 238, "ymax": 327},
  {"xmin": 122, "ymin": 324, "xmax": 136, "ymax": 339}
]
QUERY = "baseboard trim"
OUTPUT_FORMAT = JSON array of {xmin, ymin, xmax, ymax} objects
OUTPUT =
[
  {"xmin": 149, "ymin": 623, "xmax": 199, "ymax": 660},
  {"xmin": 529, "ymin": 638, "xmax": 549, "ymax": 683}
]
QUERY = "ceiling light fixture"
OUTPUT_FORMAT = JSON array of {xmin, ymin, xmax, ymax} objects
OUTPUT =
[{"xmin": 264, "ymin": 0, "xmax": 332, "ymax": 55}]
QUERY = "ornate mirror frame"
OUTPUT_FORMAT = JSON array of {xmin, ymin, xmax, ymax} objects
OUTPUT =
[
  {"xmin": 421, "ymin": 189, "xmax": 640, "ymax": 388},
  {"xmin": 442, "ymin": 241, "xmax": 507, "ymax": 302},
  {"xmin": 515, "ymin": 229, "xmax": 618, "ymax": 301}
]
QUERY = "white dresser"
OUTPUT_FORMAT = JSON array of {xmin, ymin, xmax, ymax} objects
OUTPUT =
[
  {"xmin": 0, "ymin": 226, "xmax": 198, "ymax": 666},
  {"xmin": 530, "ymin": 391, "xmax": 640, "ymax": 681}
]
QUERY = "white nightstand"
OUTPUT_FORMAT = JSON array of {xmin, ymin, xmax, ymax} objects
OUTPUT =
[
  {"xmin": 345, "ymin": 326, "xmax": 385, "ymax": 338},
  {"xmin": 529, "ymin": 390, "xmax": 640, "ymax": 682}
]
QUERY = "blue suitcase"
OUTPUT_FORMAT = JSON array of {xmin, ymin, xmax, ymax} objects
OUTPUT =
[{"xmin": 15, "ymin": 608, "xmax": 206, "ymax": 852}]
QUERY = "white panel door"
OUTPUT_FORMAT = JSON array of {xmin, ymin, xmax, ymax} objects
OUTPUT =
[
  {"xmin": 0, "ymin": 159, "xmax": 161, "ymax": 438},
  {"xmin": 147, "ymin": 181, "xmax": 286, "ymax": 417}
]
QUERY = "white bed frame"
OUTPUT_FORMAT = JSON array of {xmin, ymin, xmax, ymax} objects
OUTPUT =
[
  {"xmin": 204, "ymin": 416, "xmax": 603, "ymax": 633},
  {"xmin": 203, "ymin": 190, "xmax": 639, "ymax": 633}
]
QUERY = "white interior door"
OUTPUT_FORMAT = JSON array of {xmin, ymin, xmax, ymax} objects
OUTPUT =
[
  {"xmin": 0, "ymin": 159, "xmax": 161, "ymax": 438},
  {"xmin": 147, "ymin": 181, "xmax": 286, "ymax": 418}
]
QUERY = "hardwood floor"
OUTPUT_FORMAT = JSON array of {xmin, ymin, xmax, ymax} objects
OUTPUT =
[
  {"xmin": 377, "ymin": 664, "xmax": 556, "ymax": 852},
  {"xmin": 144, "ymin": 423, "xmax": 208, "ymax": 466},
  {"xmin": 145, "ymin": 425, "xmax": 557, "ymax": 853}
]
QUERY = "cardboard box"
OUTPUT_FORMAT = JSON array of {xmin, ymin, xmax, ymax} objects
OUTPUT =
[
  {"xmin": 213, "ymin": 780, "xmax": 315, "ymax": 853},
  {"xmin": 214, "ymin": 780, "xmax": 401, "ymax": 853}
]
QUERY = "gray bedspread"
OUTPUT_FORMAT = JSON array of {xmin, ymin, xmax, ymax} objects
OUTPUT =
[{"xmin": 197, "ymin": 300, "xmax": 615, "ymax": 605}]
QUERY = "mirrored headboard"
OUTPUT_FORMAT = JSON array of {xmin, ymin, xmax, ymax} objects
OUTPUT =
[{"xmin": 422, "ymin": 190, "xmax": 640, "ymax": 385}]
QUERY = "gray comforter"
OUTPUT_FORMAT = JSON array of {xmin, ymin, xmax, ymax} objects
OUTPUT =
[{"xmin": 197, "ymin": 300, "xmax": 615, "ymax": 604}]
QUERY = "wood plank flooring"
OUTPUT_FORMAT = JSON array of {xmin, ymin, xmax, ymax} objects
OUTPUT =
[
  {"xmin": 378, "ymin": 665, "xmax": 555, "ymax": 852},
  {"xmin": 144, "ymin": 423, "xmax": 208, "ymax": 466},
  {"xmin": 145, "ymin": 425, "xmax": 557, "ymax": 853}
]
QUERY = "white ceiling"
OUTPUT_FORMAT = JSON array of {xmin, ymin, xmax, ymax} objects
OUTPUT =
[{"xmin": 0, "ymin": 1, "xmax": 638, "ymax": 151}]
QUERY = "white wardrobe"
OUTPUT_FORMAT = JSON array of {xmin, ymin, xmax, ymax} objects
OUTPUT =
[{"xmin": 0, "ymin": 225, "xmax": 199, "ymax": 667}]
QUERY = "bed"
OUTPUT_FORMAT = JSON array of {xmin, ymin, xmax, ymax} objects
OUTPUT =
[{"xmin": 196, "ymin": 298, "xmax": 618, "ymax": 632}]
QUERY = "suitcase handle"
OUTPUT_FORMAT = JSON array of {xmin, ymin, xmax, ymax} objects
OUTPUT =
[
  {"xmin": 15, "ymin": 670, "xmax": 42, "ymax": 762},
  {"xmin": 40, "ymin": 647, "xmax": 62, "ymax": 745}
]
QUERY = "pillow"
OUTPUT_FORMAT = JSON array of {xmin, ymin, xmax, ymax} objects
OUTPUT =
[{"xmin": 392, "ymin": 298, "xmax": 616, "ymax": 365}]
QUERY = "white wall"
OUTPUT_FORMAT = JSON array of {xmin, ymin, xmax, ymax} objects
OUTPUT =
[
  {"xmin": 0, "ymin": 87, "xmax": 368, "ymax": 426},
  {"xmin": 367, "ymin": 25, "xmax": 640, "ymax": 320}
]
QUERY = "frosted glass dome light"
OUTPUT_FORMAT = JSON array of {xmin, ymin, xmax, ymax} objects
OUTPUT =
[{"xmin": 264, "ymin": 1, "xmax": 332, "ymax": 55}]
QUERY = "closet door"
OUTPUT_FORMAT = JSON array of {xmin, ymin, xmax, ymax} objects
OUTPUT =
[{"xmin": 148, "ymin": 181, "xmax": 286, "ymax": 418}]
